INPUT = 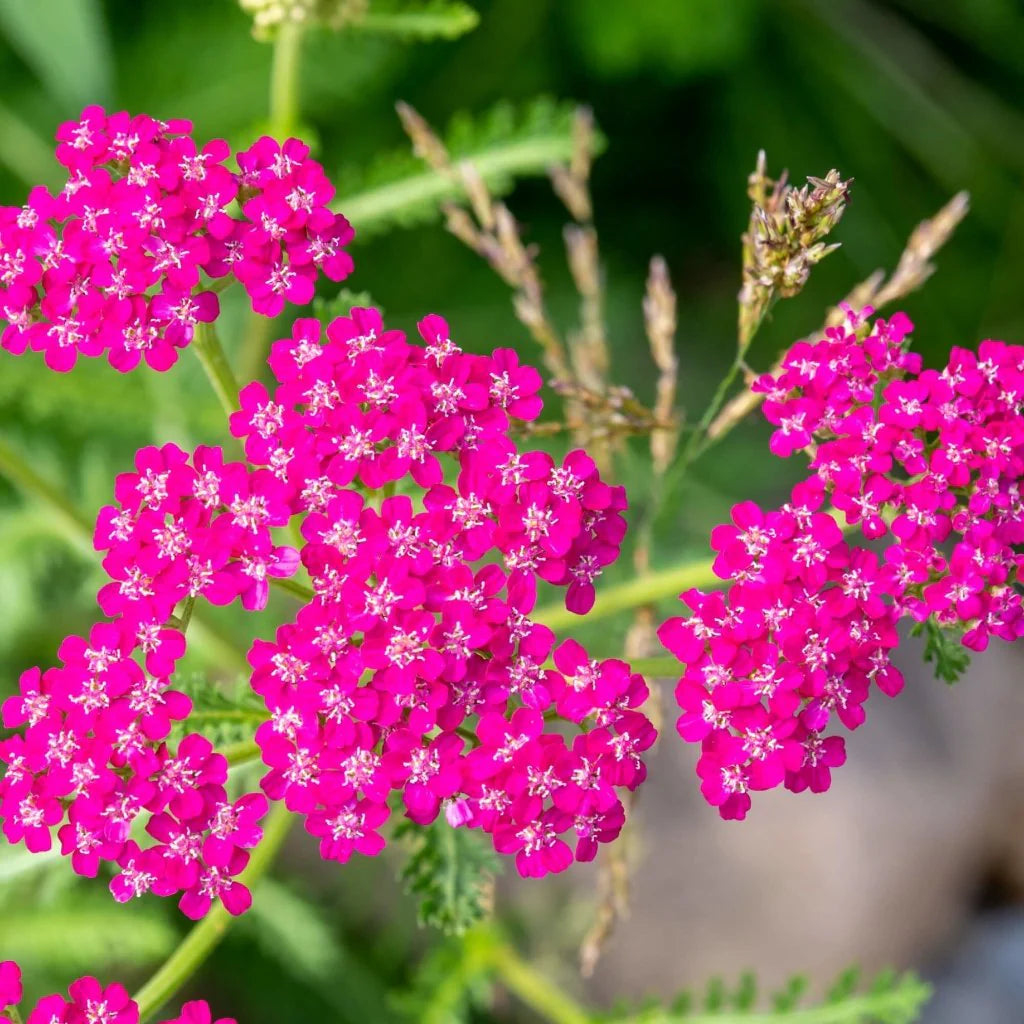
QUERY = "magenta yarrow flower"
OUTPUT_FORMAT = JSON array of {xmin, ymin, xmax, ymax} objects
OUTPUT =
[
  {"xmin": 0, "ymin": 961, "xmax": 22, "ymax": 1011},
  {"xmin": 0, "ymin": 107, "xmax": 352, "ymax": 372},
  {"xmin": 0, "ymin": 442, "xmax": 294, "ymax": 917},
  {"xmin": 0, "ymin": 961, "xmax": 234, "ymax": 1024},
  {"xmin": 237, "ymin": 309, "xmax": 650, "ymax": 879},
  {"xmin": 1, "ymin": 306, "xmax": 654, "ymax": 916},
  {"xmin": 760, "ymin": 307, "xmax": 1024, "ymax": 649},
  {"xmin": 662, "ymin": 306, "xmax": 1024, "ymax": 818}
]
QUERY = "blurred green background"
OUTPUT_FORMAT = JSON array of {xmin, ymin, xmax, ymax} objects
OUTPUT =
[{"xmin": 1, "ymin": 0, "xmax": 1023, "ymax": 1020}]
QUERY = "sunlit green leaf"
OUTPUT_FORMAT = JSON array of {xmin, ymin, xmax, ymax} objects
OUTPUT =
[{"xmin": 334, "ymin": 99, "xmax": 602, "ymax": 237}]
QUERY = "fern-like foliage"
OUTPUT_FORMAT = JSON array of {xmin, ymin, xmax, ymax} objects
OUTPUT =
[
  {"xmin": 602, "ymin": 968, "xmax": 931, "ymax": 1023},
  {"xmin": 355, "ymin": 0, "xmax": 480, "ymax": 40},
  {"xmin": 394, "ymin": 817, "xmax": 501, "ymax": 935},
  {"xmin": 170, "ymin": 673, "xmax": 268, "ymax": 751},
  {"xmin": 311, "ymin": 287, "xmax": 378, "ymax": 323},
  {"xmin": 334, "ymin": 98, "xmax": 603, "ymax": 237},
  {"xmin": 912, "ymin": 618, "xmax": 971, "ymax": 685}
]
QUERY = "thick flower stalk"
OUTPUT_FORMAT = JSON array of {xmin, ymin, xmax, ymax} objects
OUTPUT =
[
  {"xmin": 0, "ymin": 107, "xmax": 352, "ymax": 371},
  {"xmin": 661, "ymin": 306, "xmax": 1024, "ymax": 818},
  {"xmin": 0, "ymin": 960, "xmax": 233, "ymax": 1024}
]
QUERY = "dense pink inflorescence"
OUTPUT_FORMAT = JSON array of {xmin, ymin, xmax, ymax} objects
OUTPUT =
[
  {"xmin": 661, "ymin": 307, "xmax": 1024, "ymax": 818},
  {"xmin": 760, "ymin": 307, "xmax": 1024, "ymax": 649},
  {"xmin": 659, "ymin": 480, "xmax": 902, "ymax": 820},
  {"xmin": 0, "ymin": 107, "xmax": 352, "ymax": 372},
  {"xmin": 0, "ymin": 306, "xmax": 654, "ymax": 909},
  {"xmin": 0, "ymin": 443, "xmax": 294, "ymax": 917},
  {"xmin": 0, "ymin": 961, "xmax": 236, "ymax": 1024},
  {"xmin": 234, "ymin": 309, "xmax": 653, "ymax": 878}
]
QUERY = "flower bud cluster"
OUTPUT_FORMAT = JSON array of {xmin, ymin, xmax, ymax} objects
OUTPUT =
[{"xmin": 738, "ymin": 156, "xmax": 851, "ymax": 346}]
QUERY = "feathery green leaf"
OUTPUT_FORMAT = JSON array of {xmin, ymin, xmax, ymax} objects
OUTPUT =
[
  {"xmin": 394, "ymin": 817, "xmax": 501, "ymax": 935},
  {"xmin": 334, "ymin": 99, "xmax": 603, "ymax": 237},
  {"xmin": 913, "ymin": 618, "xmax": 971, "ymax": 684},
  {"xmin": 601, "ymin": 968, "xmax": 931, "ymax": 1023},
  {"xmin": 312, "ymin": 288, "xmax": 378, "ymax": 323},
  {"xmin": 170, "ymin": 673, "xmax": 269, "ymax": 751}
]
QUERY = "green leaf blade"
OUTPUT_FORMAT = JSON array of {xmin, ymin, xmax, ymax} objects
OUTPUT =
[{"xmin": 0, "ymin": 0, "xmax": 113, "ymax": 108}]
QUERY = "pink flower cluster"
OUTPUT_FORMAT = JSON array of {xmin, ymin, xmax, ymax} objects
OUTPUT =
[
  {"xmin": 659, "ymin": 481, "xmax": 902, "ymax": 819},
  {"xmin": 0, "ymin": 960, "xmax": 234, "ymax": 1024},
  {"xmin": 0, "ymin": 107, "xmax": 352, "ymax": 372},
  {"xmin": 761, "ymin": 308, "xmax": 1024, "ymax": 649},
  {"xmin": 236, "ymin": 308, "xmax": 653, "ymax": 877},
  {"xmin": 661, "ymin": 307, "xmax": 1024, "ymax": 818},
  {"xmin": 0, "ymin": 304, "xmax": 652, "ymax": 908},
  {"xmin": 96, "ymin": 442, "xmax": 299, "ymax": 616},
  {"xmin": 0, "ymin": 443, "xmax": 299, "ymax": 917}
]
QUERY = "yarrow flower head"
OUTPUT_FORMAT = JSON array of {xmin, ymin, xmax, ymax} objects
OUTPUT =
[
  {"xmin": 234, "ymin": 308, "xmax": 652, "ymax": 879},
  {"xmin": 0, "ymin": 305, "xmax": 654, "ymax": 916},
  {"xmin": 0, "ymin": 961, "xmax": 235, "ymax": 1024},
  {"xmin": 760, "ymin": 306, "xmax": 1024, "ymax": 649},
  {"xmin": 662, "ymin": 305, "xmax": 1024, "ymax": 818},
  {"xmin": 0, "ymin": 442, "xmax": 294, "ymax": 917},
  {"xmin": 0, "ymin": 106, "xmax": 352, "ymax": 372}
]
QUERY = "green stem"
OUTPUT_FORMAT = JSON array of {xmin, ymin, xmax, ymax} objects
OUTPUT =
[
  {"xmin": 628, "ymin": 656, "xmax": 683, "ymax": 677},
  {"xmin": 271, "ymin": 574, "xmax": 315, "ymax": 602},
  {"xmin": 268, "ymin": 21, "xmax": 304, "ymax": 140},
  {"xmin": 534, "ymin": 504, "xmax": 863, "ymax": 632},
  {"xmin": 483, "ymin": 936, "xmax": 590, "ymax": 1024},
  {"xmin": 238, "ymin": 310, "xmax": 276, "ymax": 391},
  {"xmin": 680, "ymin": 355, "xmax": 745, "ymax": 469},
  {"xmin": 191, "ymin": 709, "xmax": 271, "ymax": 726},
  {"xmin": 221, "ymin": 738, "xmax": 263, "ymax": 768},
  {"xmin": 532, "ymin": 556, "xmax": 720, "ymax": 633},
  {"xmin": 663, "ymin": 297, "xmax": 776, "ymax": 514},
  {"xmin": 205, "ymin": 277, "xmax": 237, "ymax": 296},
  {"xmin": 133, "ymin": 801, "xmax": 292, "ymax": 1023},
  {"xmin": 177, "ymin": 596, "xmax": 196, "ymax": 632},
  {"xmin": 192, "ymin": 321, "xmax": 241, "ymax": 418}
]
